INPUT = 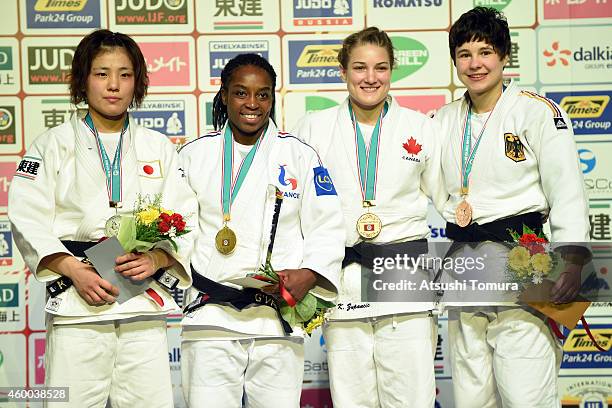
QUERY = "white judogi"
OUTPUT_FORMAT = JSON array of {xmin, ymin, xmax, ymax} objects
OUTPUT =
[
  {"xmin": 179, "ymin": 120, "xmax": 344, "ymax": 408},
  {"xmin": 9, "ymin": 113, "xmax": 197, "ymax": 408},
  {"xmin": 293, "ymin": 97, "xmax": 446, "ymax": 408},
  {"xmin": 434, "ymin": 81, "xmax": 590, "ymax": 408}
]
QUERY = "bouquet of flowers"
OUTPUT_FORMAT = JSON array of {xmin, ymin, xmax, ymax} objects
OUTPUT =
[
  {"xmin": 117, "ymin": 194, "xmax": 190, "ymax": 252},
  {"xmin": 506, "ymin": 225, "xmax": 561, "ymax": 287},
  {"xmin": 252, "ymin": 262, "xmax": 335, "ymax": 335}
]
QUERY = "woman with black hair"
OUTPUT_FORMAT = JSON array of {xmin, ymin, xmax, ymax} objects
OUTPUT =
[
  {"xmin": 9, "ymin": 29, "xmax": 196, "ymax": 407},
  {"xmin": 179, "ymin": 53, "xmax": 345, "ymax": 407}
]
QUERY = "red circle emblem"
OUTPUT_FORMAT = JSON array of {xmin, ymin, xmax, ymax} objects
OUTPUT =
[{"xmin": 143, "ymin": 165, "xmax": 154, "ymax": 175}]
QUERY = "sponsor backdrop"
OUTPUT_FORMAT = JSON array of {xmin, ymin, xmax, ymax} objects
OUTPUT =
[{"xmin": 0, "ymin": 0, "xmax": 610, "ymax": 406}]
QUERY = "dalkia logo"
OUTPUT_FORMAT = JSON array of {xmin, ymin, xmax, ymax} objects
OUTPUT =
[
  {"xmin": 473, "ymin": 0, "xmax": 511, "ymax": 10},
  {"xmin": 544, "ymin": 41, "xmax": 612, "ymax": 67},
  {"xmin": 34, "ymin": 0, "xmax": 88, "ymax": 12},
  {"xmin": 561, "ymin": 95, "xmax": 609, "ymax": 119},
  {"xmin": 296, "ymin": 45, "xmax": 341, "ymax": 67},
  {"xmin": 543, "ymin": 41, "xmax": 571, "ymax": 66},
  {"xmin": 563, "ymin": 329, "xmax": 612, "ymax": 352},
  {"xmin": 390, "ymin": 37, "xmax": 429, "ymax": 82},
  {"xmin": 305, "ymin": 96, "xmax": 338, "ymax": 113}
]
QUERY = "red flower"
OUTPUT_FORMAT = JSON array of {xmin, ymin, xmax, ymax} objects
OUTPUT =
[
  {"xmin": 171, "ymin": 213, "xmax": 183, "ymax": 223},
  {"xmin": 519, "ymin": 233, "xmax": 538, "ymax": 246},
  {"xmin": 175, "ymin": 220, "xmax": 186, "ymax": 232},
  {"xmin": 158, "ymin": 221, "xmax": 170, "ymax": 233},
  {"xmin": 159, "ymin": 213, "xmax": 171, "ymax": 223}
]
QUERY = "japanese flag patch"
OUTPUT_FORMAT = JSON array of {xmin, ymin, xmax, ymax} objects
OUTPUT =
[
  {"xmin": 138, "ymin": 160, "xmax": 163, "ymax": 179},
  {"xmin": 15, "ymin": 156, "xmax": 42, "ymax": 180}
]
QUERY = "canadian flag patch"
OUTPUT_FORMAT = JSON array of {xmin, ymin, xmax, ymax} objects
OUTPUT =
[{"xmin": 138, "ymin": 160, "xmax": 163, "ymax": 179}]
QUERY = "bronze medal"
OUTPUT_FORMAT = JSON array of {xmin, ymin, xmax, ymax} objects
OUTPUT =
[
  {"xmin": 356, "ymin": 212, "xmax": 382, "ymax": 239},
  {"xmin": 455, "ymin": 200, "xmax": 473, "ymax": 228},
  {"xmin": 215, "ymin": 225, "xmax": 237, "ymax": 255}
]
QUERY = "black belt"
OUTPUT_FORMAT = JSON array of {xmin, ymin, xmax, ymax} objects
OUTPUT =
[
  {"xmin": 185, "ymin": 265, "xmax": 293, "ymax": 335},
  {"xmin": 446, "ymin": 211, "xmax": 543, "ymax": 243},
  {"xmin": 342, "ymin": 239, "xmax": 428, "ymax": 269},
  {"xmin": 46, "ymin": 240, "xmax": 178, "ymax": 297}
]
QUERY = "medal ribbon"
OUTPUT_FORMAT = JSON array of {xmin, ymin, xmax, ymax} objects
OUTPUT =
[
  {"xmin": 459, "ymin": 103, "xmax": 495, "ymax": 194},
  {"xmin": 221, "ymin": 125, "xmax": 264, "ymax": 220},
  {"xmin": 84, "ymin": 113, "xmax": 129, "ymax": 204},
  {"xmin": 349, "ymin": 101, "xmax": 388, "ymax": 201}
]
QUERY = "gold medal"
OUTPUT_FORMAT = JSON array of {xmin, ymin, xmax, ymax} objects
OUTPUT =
[
  {"xmin": 104, "ymin": 214, "xmax": 122, "ymax": 237},
  {"xmin": 215, "ymin": 225, "xmax": 237, "ymax": 255},
  {"xmin": 455, "ymin": 199, "xmax": 473, "ymax": 228},
  {"xmin": 356, "ymin": 212, "xmax": 382, "ymax": 239}
]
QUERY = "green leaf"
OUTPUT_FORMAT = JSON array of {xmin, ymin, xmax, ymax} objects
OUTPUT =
[
  {"xmin": 316, "ymin": 298, "xmax": 336, "ymax": 309},
  {"xmin": 295, "ymin": 293, "xmax": 317, "ymax": 322},
  {"xmin": 280, "ymin": 304, "xmax": 300, "ymax": 327},
  {"xmin": 117, "ymin": 216, "xmax": 137, "ymax": 252}
]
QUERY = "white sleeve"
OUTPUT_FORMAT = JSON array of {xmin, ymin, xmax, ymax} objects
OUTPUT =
[
  {"xmin": 156, "ymin": 138, "xmax": 198, "ymax": 289},
  {"xmin": 420, "ymin": 118, "xmax": 448, "ymax": 214},
  {"xmin": 8, "ymin": 134, "xmax": 68, "ymax": 281},
  {"xmin": 299, "ymin": 152, "xmax": 345, "ymax": 301},
  {"xmin": 529, "ymin": 105, "xmax": 590, "ymax": 242}
]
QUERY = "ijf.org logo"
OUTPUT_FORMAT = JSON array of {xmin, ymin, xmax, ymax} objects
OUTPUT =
[
  {"xmin": 578, "ymin": 149, "xmax": 596, "ymax": 174},
  {"xmin": 28, "ymin": 46, "xmax": 75, "ymax": 85},
  {"xmin": 390, "ymin": 36, "xmax": 429, "ymax": 82},
  {"xmin": 278, "ymin": 164, "xmax": 299, "ymax": 199},
  {"xmin": 293, "ymin": 0, "xmax": 353, "ymax": 26},
  {"xmin": 115, "ymin": 0, "xmax": 187, "ymax": 25}
]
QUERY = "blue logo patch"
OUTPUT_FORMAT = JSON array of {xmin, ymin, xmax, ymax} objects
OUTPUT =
[{"xmin": 313, "ymin": 166, "xmax": 336, "ymax": 196}]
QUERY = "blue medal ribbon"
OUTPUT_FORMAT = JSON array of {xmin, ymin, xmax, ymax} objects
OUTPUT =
[{"xmin": 84, "ymin": 113, "xmax": 129, "ymax": 204}]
